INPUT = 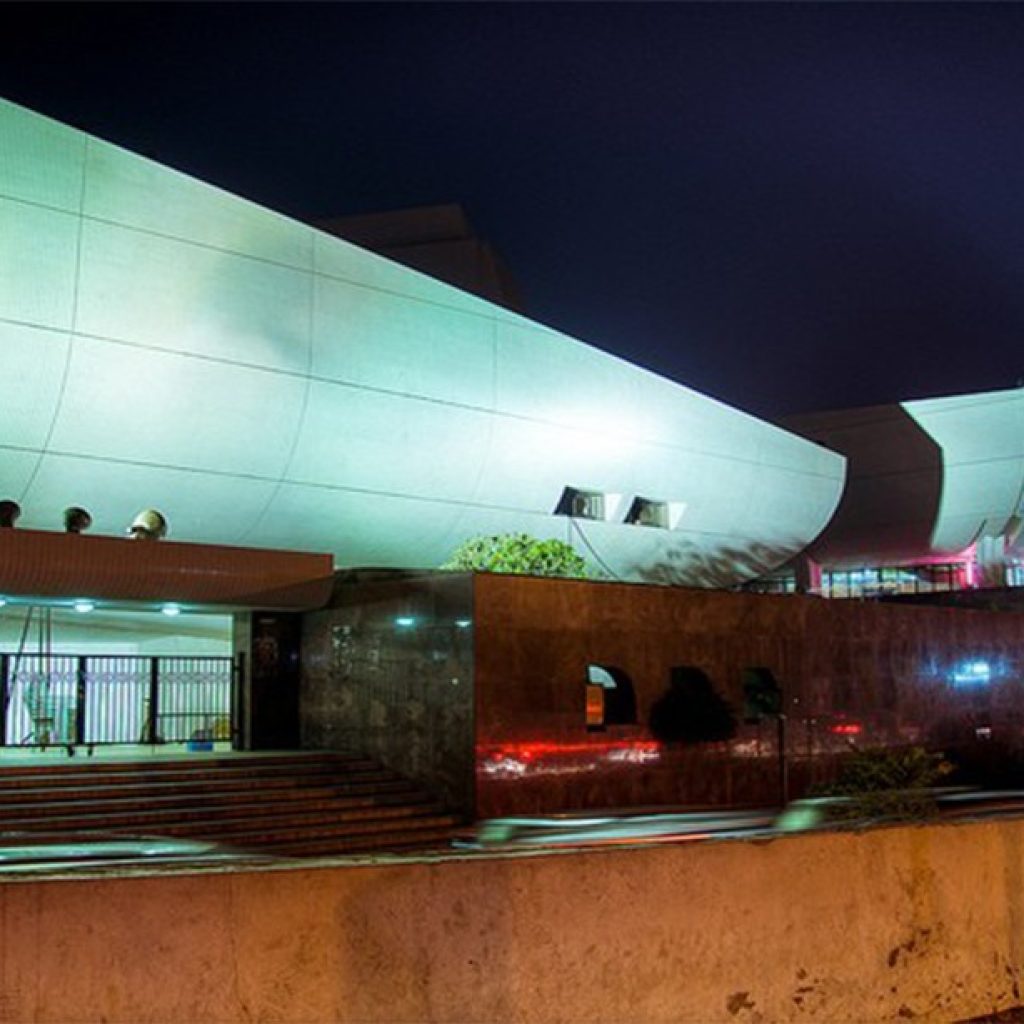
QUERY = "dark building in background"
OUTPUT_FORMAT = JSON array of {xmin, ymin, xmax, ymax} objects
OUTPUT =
[{"xmin": 317, "ymin": 203, "xmax": 525, "ymax": 313}]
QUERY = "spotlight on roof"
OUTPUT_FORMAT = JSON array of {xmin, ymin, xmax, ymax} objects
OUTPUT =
[
  {"xmin": 128, "ymin": 509, "xmax": 168, "ymax": 541},
  {"xmin": 0, "ymin": 500, "xmax": 21, "ymax": 528},
  {"xmin": 63, "ymin": 507, "xmax": 92, "ymax": 534}
]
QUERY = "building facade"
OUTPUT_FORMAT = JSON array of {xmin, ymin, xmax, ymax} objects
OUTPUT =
[{"xmin": 0, "ymin": 97, "xmax": 844, "ymax": 589}]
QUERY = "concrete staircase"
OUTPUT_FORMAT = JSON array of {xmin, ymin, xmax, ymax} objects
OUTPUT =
[{"xmin": 0, "ymin": 752, "xmax": 462, "ymax": 857}]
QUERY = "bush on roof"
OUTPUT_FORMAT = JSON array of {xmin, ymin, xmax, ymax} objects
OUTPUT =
[{"xmin": 442, "ymin": 533, "xmax": 588, "ymax": 578}]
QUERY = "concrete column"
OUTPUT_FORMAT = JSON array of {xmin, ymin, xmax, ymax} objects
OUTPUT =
[{"xmin": 975, "ymin": 534, "xmax": 1008, "ymax": 589}]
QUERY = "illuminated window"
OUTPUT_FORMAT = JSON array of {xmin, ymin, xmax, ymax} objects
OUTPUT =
[
  {"xmin": 624, "ymin": 497, "xmax": 669, "ymax": 528},
  {"xmin": 555, "ymin": 487, "xmax": 605, "ymax": 521},
  {"xmin": 585, "ymin": 664, "xmax": 637, "ymax": 731}
]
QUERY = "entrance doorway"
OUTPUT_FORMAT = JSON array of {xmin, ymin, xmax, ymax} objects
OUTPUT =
[{"xmin": 0, "ymin": 603, "xmax": 235, "ymax": 752}]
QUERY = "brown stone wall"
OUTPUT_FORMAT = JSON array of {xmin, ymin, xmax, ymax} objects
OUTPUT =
[
  {"xmin": 301, "ymin": 573, "xmax": 476, "ymax": 814},
  {"xmin": 474, "ymin": 574, "xmax": 1024, "ymax": 816}
]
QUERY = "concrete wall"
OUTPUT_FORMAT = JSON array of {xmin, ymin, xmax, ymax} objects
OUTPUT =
[{"xmin": 2, "ymin": 818, "xmax": 1024, "ymax": 1022}]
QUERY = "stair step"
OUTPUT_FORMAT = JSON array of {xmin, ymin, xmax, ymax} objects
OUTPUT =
[
  {"xmin": 0, "ymin": 753, "xmax": 364, "ymax": 774},
  {"xmin": 0, "ymin": 798, "xmax": 440, "ymax": 835},
  {"xmin": 218, "ymin": 812, "xmax": 462, "ymax": 847},
  {"xmin": 0, "ymin": 773, "xmax": 408, "ymax": 806},
  {"xmin": 0, "ymin": 751, "xmax": 458, "ymax": 857},
  {"xmin": 95, "ymin": 809, "xmax": 451, "ymax": 844},
  {"xmin": 0, "ymin": 778, "xmax": 421, "ymax": 814},
  {"xmin": 0, "ymin": 762, "xmax": 386, "ymax": 791},
  {"xmin": 269, "ymin": 826, "xmax": 458, "ymax": 858},
  {"xmin": 0, "ymin": 783, "xmax": 422, "ymax": 821},
  {"xmin": 0, "ymin": 761, "xmax": 382, "ymax": 782}
]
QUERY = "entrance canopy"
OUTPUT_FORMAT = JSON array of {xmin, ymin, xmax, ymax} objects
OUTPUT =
[{"xmin": 0, "ymin": 528, "xmax": 333, "ymax": 611}]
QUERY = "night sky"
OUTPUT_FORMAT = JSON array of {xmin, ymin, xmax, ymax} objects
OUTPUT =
[{"xmin": 4, "ymin": 3, "xmax": 1024, "ymax": 418}]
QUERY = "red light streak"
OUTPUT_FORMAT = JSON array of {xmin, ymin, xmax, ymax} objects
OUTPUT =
[{"xmin": 478, "ymin": 739, "xmax": 661, "ymax": 759}]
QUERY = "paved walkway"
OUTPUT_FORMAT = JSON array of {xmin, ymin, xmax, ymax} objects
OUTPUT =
[{"xmin": 0, "ymin": 742, "xmax": 233, "ymax": 764}]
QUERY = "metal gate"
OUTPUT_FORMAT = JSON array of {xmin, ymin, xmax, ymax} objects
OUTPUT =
[{"xmin": 0, "ymin": 653, "xmax": 236, "ymax": 748}]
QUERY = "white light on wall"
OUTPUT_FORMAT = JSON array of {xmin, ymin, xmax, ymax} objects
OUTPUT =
[
  {"xmin": 952, "ymin": 660, "xmax": 991, "ymax": 687},
  {"xmin": 395, "ymin": 616, "xmax": 416, "ymax": 628},
  {"xmin": 73, "ymin": 600, "xmax": 95, "ymax": 614},
  {"xmin": 161, "ymin": 603, "xmax": 181, "ymax": 617},
  {"xmin": 0, "ymin": 597, "xmax": 6, "ymax": 608},
  {"xmin": 455, "ymin": 619, "xmax": 472, "ymax": 629}
]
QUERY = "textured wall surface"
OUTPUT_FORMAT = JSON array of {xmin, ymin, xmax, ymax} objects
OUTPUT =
[
  {"xmin": 473, "ymin": 574, "xmax": 1024, "ymax": 815},
  {"xmin": 1, "ymin": 818, "xmax": 1023, "ymax": 1022},
  {"xmin": 0, "ymin": 97, "xmax": 844, "ymax": 585},
  {"xmin": 301, "ymin": 573, "xmax": 476, "ymax": 812}
]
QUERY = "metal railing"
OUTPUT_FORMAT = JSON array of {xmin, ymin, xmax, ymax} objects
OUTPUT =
[{"xmin": 0, "ymin": 653, "xmax": 236, "ymax": 748}]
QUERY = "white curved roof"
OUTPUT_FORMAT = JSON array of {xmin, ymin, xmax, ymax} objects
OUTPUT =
[
  {"xmin": 0, "ymin": 98, "xmax": 845, "ymax": 586},
  {"xmin": 786, "ymin": 388, "xmax": 1024, "ymax": 567}
]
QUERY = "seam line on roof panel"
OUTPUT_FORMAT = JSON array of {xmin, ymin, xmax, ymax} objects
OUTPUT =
[
  {"xmin": 0, "ymin": 318, "xmax": 843, "ymax": 483},
  {"xmin": 0, "ymin": 441, "xmax": 801, "ymax": 544},
  {"xmin": 234, "ymin": 234, "xmax": 318, "ymax": 544},
  {"xmin": 0, "ymin": 192, "xmax": 517, "ymax": 327},
  {"xmin": 15, "ymin": 138, "xmax": 89, "ymax": 505}
]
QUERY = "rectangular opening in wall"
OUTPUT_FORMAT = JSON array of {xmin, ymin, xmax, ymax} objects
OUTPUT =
[
  {"xmin": 554, "ymin": 486, "xmax": 605, "ymax": 521},
  {"xmin": 624, "ymin": 497, "xmax": 670, "ymax": 528}
]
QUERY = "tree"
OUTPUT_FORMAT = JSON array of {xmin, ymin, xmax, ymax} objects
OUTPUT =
[
  {"xmin": 442, "ymin": 533, "xmax": 588, "ymax": 578},
  {"xmin": 648, "ymin": 666, "xmax": 738, "ymax": 745}
]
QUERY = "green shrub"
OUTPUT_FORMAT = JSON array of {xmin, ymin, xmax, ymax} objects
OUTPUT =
[
  {"xmin": 814, "ymin": 746, "xmax": 952, "ymax": 822},
  {"xmin": 442, "ymin": 533, "xmax": 588, "ymax": 578}
]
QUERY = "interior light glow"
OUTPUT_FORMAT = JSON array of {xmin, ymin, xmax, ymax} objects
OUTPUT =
[
  {"xmin": 0, "ymin": 597, "xmax": 6, "ymax": 608},
  {"xmin": 964, "ymin": 558, "xmax": 977, "ymax": 588},
  {"xmin": 161, "ymin": 603, "xmax": 181, "ymax": 617},
  {"xmin": 395, "ymin": 616, "xmax": 416, "ymax": 628},
  {"xmin": 73, "ymin": 600, "xmax": 95, "ymax": 614},
  {"xmin": 953, "ymin": 660, "xmax": 991, "ymax": 687},
  {"xmin": 455, "ymin": 619, "xmax": 472, "ymax": 629}
]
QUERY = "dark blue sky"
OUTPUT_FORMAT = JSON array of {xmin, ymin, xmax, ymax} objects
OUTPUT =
[{"xmin": 4, "ymin": 3, "xmax": 1024, "ymax": 417}]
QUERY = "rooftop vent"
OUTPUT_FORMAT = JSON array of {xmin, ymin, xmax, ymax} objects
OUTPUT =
[
  {"xmin": 63, "ymin": 507, "xmax": 92, "ymax": 534},
  {"xmin": 554, "ymin": 487, "xmax": 606, "ymax": 521},
  {"xmin": 128, "ymin": 508, "xmax": 168, "ymax": 541},
  {"xmin": 625, "ymin": 498, "xmax": 669, "ymax": 528},
  {"xmin": 0, "ymin": 500, "xmax": 21, "ymax": 528}
]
